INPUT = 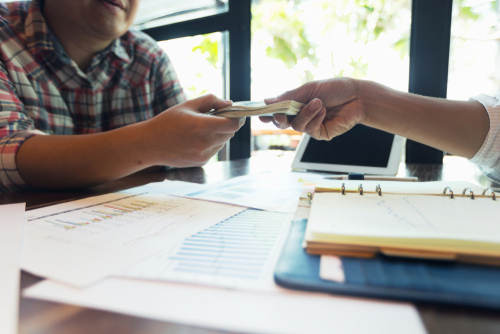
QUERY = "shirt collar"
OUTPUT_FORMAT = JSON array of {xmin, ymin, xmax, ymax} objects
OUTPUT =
[
  {"xmin": 106, "ymin": 37, "xmax": 132, "ymax": 64},
  {"xmin": 24, "ymin": 0, "xmax": 54, "ymax": 55}
]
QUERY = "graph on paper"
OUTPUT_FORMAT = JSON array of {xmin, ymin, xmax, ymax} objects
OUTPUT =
[
  {"xmin": 42, "ymin": 198, "xmax": 159, "ymax": 230},
  {"xmin": 23, "ymin": 193, "xmax": 245, "ymax": 287},
  {"xmin": 121, "ymin": 209, "xmax": 291, "ymax": 290}
]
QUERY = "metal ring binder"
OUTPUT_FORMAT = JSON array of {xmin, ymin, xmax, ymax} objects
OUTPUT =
[
  {"xmin": 482, "ymin": 188, "xmax": 496, "ymax": 200},
  {"xmin": 358, "ymin": 184, "xmax": 363, "ymax": 195},
  {"xmin": 376, "ymin": 184, "xmax": 382, "ymax": 196},
  {"xmin": 462, "ymin": 187, "xmax": 474, "ymax": 199},
  {"xmin": 443, "ymin": 187, "xmax": 454, "ymax": 199},
  {"xmin": 341, "ymin": 183, "xmax": 345, "ymax": 195}
]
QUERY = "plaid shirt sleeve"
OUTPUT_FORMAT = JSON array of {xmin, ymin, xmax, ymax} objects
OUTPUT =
[
  {"xmin": 0, "ymin": 59, "xmax": 45, "ymax": 192},
  {"xmin": 152, "ymin": 50, "xmax": 187, "ymax": 114}
]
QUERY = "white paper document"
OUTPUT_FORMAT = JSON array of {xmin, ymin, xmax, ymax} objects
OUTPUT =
[
  {"xmin": 162, "ymin": 171, "xmax": 325, "ymax": 213},
  {"xmin": 23, "ymin": 193, "xmax": 244, "ymax": 287},
  {"xmin": 24, "ymin": 277, "xmax": 427, "ymax": 334},
  {"xmin": 319, "ymin": 255, "xmax": 346, "ymax": 283},
  {"xmin": 120, "ymin": 209, "xmax": 291, "ymax": 290},
  {"xmin": 119, "ymin": 180, "xmax": 202, "ymax": 195},
  {"xmin": 0, "ymin": 203, "xmax": 25, "ymax": 334}
]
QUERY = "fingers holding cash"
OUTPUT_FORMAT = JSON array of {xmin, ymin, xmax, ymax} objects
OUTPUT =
[{"xmin": 259, "ymin": 98, "xmax": 327, "ymax": 138}]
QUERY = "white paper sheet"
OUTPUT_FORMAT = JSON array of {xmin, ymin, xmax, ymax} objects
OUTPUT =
[
  {"xmin": 23, "ymin": 193, "xmax": 244, "ymax": 287},
  {"xmin": 162, "ymin": 171, "xmax": 325, "ymax": 213},
  {"xmin": 119, "ymin": 180, "xmax": 202, "ymax": 195},
  {"xmin": 24, "ymin": 277, "xmax": 427, "ymax": 334},
  {"xmin": 319, "ymin": 255, "xmax": 345, "ymax": 283},
  {"xmin": 0, "ymin": 203, "xmax": 25, "ymax": 334},
  {"xmin": 120, "ymin": 209, "xmax": 291, "ymax": 290}
]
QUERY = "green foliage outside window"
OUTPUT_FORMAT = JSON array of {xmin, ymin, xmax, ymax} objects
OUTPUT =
[{"xmin": 190, "ymin": 0, "xmax": 497, "ymax": 88}]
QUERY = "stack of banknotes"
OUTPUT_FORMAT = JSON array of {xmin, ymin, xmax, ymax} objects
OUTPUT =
[{"xmin": 207, "ymin": 100, "xmax": 305, "ymax": 118}]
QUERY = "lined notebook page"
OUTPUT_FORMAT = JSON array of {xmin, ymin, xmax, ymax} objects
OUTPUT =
[{"xmin": 308, "ymin": 192, "xmax": 500, "ymax": 255}]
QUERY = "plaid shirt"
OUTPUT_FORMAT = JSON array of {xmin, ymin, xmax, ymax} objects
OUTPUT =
[{"xmin": 0, "ymin": 0, "xmax": 186, "ymax": 193}]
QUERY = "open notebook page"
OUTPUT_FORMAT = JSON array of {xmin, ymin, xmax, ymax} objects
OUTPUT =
[{"xmin": 307, "ymin": 192, "xmax": 500, "ymax": 257}]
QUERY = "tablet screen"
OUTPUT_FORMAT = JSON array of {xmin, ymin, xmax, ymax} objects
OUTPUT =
[{"xmin": 300, "ymin": 125, "xmax": 394, "ymax": 168}]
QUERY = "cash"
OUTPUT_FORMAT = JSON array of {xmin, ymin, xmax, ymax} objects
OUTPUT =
[{"xmin": 207, "ymin": 100, "xmax": 305, "ymax": 118}]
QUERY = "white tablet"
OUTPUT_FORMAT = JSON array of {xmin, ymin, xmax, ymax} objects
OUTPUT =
[{"xmin": 292, "ymin": 125, "xmax": 405, "ymax": 175}]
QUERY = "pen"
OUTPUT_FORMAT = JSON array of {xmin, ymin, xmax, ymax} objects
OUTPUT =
[{"xmin": 323, "ymin": 174, "xmax": 418, "ymax": 182}]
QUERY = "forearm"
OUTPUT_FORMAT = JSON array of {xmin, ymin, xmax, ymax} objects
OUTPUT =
[
  {"xmin": 359, "ymin": 80, "xmax": 490, "ymax": 158},
  {"xmin": 16, "ymin": 121, "xmax": 157, "ymax": 189}
]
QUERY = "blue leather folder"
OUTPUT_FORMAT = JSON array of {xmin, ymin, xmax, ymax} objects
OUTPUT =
[{"xmin": 274, "ymin": 219, "xmax": 500, "ymax": 309}]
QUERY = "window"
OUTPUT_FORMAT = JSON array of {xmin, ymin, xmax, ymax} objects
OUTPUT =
[
  {"xmin": 140, "ymin": 0, "xmax": 251, "ymax": 161},
  {"xmin": 157, "ymin": 32, "xmax": 227, "ymax": 100},
  {"xmin": 250, "ymin": 0, "xmax": 411, "ymax": 156},
  {"xmin": 139, "ymin": 0, "xmax": 456, "ymax": 163},
  {"xmin": 448, "ymin": 0, "xmax": 500, "ymax": 100}
]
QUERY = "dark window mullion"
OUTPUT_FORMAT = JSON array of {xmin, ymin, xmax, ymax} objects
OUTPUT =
[
  {"xmin": 227, "ymin": 0, "xmax": 252, "ymax": 160},
  {"xmin": 406, "ymin": 0, "xmax": 453, "ymax": 164}
]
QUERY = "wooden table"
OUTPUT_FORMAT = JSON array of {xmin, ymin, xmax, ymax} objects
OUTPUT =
[{"xmin": 3, "ymin": 156, "xmax": 500, "ymax": 334}]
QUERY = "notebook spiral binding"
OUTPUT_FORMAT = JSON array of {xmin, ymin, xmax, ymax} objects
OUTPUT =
[
  {"xmin": 337, "ymin": 184, "xmax": 496, "ymax": 200},
  {"xmin": 358, "ymin": 184, "xmax": 363, "ymax": 195},
  {"xmin": 443, "ymin": 186, "xmax": 454, "ymax": 198},
  {"xmin": 483, "ymin": 188, "xmax": 497, "ymax": 200},
  {"xmin": 443, "ymin": 187, "xmax": 496, "ymax": 200},
  {"xmin": 462, "ymin": 187, "xmax": 474, "ymax": 199}
]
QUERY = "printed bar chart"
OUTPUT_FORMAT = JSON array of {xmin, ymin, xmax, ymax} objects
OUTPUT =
[
  {"xmin": 37, "ymin": 198, "xmax": 159, "ymax": 232},
  {"xmin": 122, "ymin": 209, "xmax": 291, "ymax": 290}
]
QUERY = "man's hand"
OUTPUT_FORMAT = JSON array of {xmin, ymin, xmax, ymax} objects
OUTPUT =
[
  {"xmin": 259, "ymin": 78, "xmax": 366, "ymax": 140},
  {"xmin": 145, "ymin": 94, "xmax": 245, "ymax": 167}
]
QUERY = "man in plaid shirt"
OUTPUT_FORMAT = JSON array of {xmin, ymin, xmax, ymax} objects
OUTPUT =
[{"xmin": 0, "ymin": 0, "xmax": 243, "ymax": 192}]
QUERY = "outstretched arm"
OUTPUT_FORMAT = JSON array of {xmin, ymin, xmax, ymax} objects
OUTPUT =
[
  {"xmin": 260, "ymin": 78, "xmax": 489, "ymax": 159},
  {"xmin": 14, "ymin": 95, "xmax": 244, "ymax": 190}
]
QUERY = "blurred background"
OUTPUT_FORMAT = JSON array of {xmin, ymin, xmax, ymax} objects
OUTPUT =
[
  {"xmin": 132, "ymin": 0, "xmax": 500, "ymax": 159},
  {"xmin": 5, "ymin": 0, "xmax": 498, "ymax": 160}
]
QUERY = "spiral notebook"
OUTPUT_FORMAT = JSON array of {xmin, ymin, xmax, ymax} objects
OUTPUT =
[{"xmin": 305, "ymin": 180, "xmax": 500, "ymax": 265}]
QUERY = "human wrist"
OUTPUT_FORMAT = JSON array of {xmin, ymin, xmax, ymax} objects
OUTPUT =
[
  {"xmin": 103, "ymin": 119, "xmax": 159, "ymax": 170},
  {"xmin": 356, "ymin": 79, "xmax": 386, "ymax": 127},
  {"xmin": 134, "ymin": 119, "xmax": 165, "ymax": 166}
]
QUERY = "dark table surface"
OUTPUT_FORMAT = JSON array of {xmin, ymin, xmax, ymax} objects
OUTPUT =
[{"xmin": 3, "ymin": 156, "xmax": 500, "ymax": 334}]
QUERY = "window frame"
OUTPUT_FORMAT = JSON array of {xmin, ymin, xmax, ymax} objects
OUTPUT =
[{"xmin": 142, "ymin": 0, "xmax": 251, "ymax": 161}]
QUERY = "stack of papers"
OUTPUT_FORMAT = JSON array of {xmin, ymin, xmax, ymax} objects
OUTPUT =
[
  {"xmin": 19, "ymin": 173, "xmax": 427, "ymax": 334},
  {"xmin": 206, "ymin": 100, "xmax": 305, "ymax": 118}
]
